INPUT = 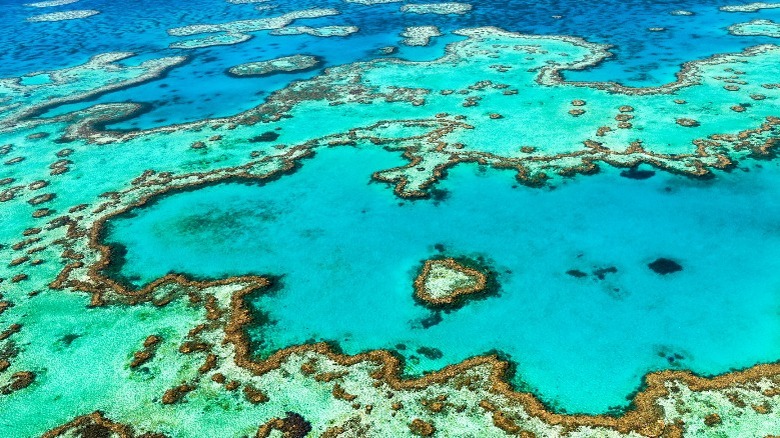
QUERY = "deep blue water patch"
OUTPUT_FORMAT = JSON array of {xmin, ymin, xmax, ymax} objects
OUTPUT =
[{"xmin": 8, "ymin": 0, "xmax": 780, "ymax": 128}]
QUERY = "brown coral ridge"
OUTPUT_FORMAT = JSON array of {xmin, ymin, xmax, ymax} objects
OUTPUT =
[
  {"xmin": 409, "ymin": 418, "xmax": 436, "ymax": 436},
  {"xmin": 256, "ymin": 412, "xmax": 312, "ymax": 438},
  {"xmin": 12, "ymin": 63, "xmax": 771, "ymax": 240},
  {"xmin": 161, "ymin": 383, "xmax": 196, "ymax": 405},
  {"xmin": 413, "ymin": 257, "xmax": 493, "ymax": 308},
  {"xmin": 218, "ymin": 282, "xmax": 780, "ymax": 436},
  {"xmin": 130, "ymin": 335, "xmax": 162, "ymax": 369},
  {"xmin": 41, "ymin": 410, "xmax": 166, "ymax": 438},
  {"xmin": 0, "ymin": 370, "xmax": 35, "ymax": 395},
  {"xmin": 374, "ymin": 127, "xmax": 740, "ymax": 196},
  {"xmin": 226, "ymin": 55, "xmax": 324, "ymax": 79},
  {"xmin": 48, "ymin": 119, "xmax": 481, "ymax": 301},
  {"xmin": 49, "ymin": 143, "xmax": 307, "ymax": 306},
  {"xmin": 711, "ymin": 115, "xmax": 780, "ymax": 159}
]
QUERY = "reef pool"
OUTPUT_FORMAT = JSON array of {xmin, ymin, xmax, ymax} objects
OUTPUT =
[{"xmin": 104, "ymin": 146, "xmax": 780, "ymax": 414}]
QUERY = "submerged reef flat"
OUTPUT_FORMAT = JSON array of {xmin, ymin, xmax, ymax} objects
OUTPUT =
[
  {"xmin": 167, "ymin": 8, "xmax": 340, "ymax": 36},
  {"xmin": 720, "ymin": 2, "xmax": 780, "ymax": 12},
  {"xmin": 26, "ymin": 10, "xmax": 100, "ymax": 22},
  {"xmin": 24, "ymin": 0, "xmax": 79, "ymax": 7},
  {"xmin": 169, "ymin": 32, "xmax": 253, "ymax": 49},
  {"xmin": 400, "ymin": 2, "xmax": 473, "ymax": 15},
  {"xmin": 269, "ymin": 25, "xmax": 360, "ymax": 37},
  {"xmin": 165, "ymin": 8, "xmax": 346, "ymax": 52},
  {"xmin": 227, "ymin": 55, "xmax": 321, "ymax": 77},
  {"xmin": 346, "ymin": 0, "xmax": 403, "ymax": 3},
  {"xmin": 4, "ymin": 6, "xmax": 780, "ymax": 435},
  {"xmin": 0, "ymin": 52, "xmax": 186, "ymax": 132},
  {"xmin": 401, "ymin": 26, "xmax": 442, "ymax": 46},
  {"xmin": 729, "ymin": 19, "xmax": 780, "ymax": 37}
]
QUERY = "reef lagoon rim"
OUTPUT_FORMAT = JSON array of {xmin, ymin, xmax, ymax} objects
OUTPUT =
[{"xmin": 102, "ymin": 145, "xmax": 780, "ymax": 415}]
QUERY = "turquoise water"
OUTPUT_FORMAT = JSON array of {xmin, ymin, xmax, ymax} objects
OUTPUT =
[
  {"xmin": 106, "ymin": 146, "xmax": 780, "ymax": 414},
  {"xmin": 6, "ymin": 0, "xmax": 780, "ymax": 434}
]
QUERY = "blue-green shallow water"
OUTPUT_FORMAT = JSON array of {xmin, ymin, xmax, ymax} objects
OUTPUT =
[
  {"xmin": 105, "ymin": 146, "xmax": 780, "ymax": 414},
  {"xmin": 7, "ymin": 0, "xmax": 780, "ymax": 129}
]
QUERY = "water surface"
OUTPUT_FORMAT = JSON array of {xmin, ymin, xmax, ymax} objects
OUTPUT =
[{"xmin": 106, "ymin": 146, "xmax": 780, "ymax": 413}]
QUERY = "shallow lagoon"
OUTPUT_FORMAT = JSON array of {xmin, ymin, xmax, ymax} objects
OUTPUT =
[{"xmin": 106, "ymin": 146, "xmax": 780, "ymax": 414}]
